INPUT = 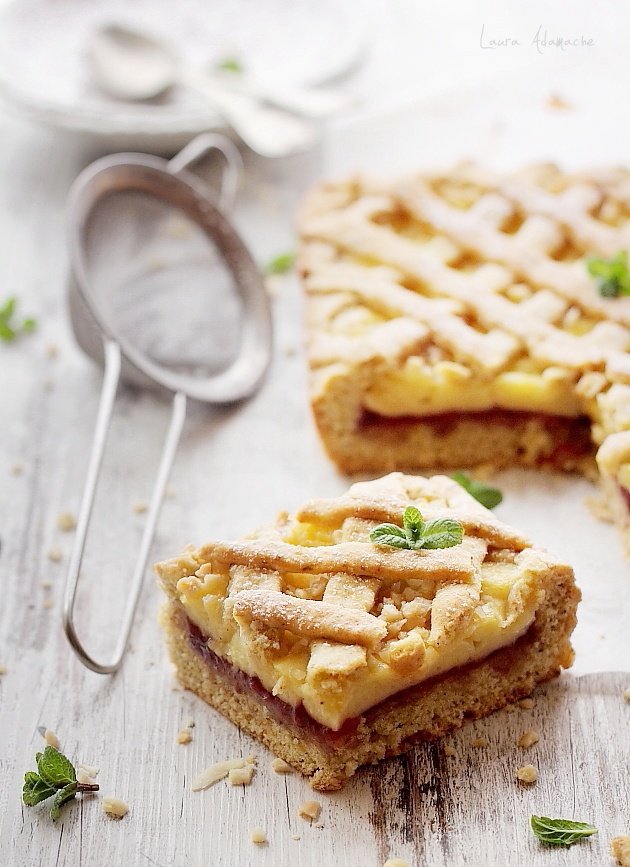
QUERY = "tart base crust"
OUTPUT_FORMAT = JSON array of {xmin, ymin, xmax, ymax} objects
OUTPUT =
[
  {"xmin": 312, "ymin": 383, "xmax": 597, "ymax": 477},
  {"xmin": 160, "ymin": 561, "xmax": 579, "ymax": 791}
]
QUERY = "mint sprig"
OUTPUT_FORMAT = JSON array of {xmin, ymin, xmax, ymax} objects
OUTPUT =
[
  {"xmin": 451, "ymin": 472, "xmax": 503, "ymax": 509},
  {"xmin": 370, "ymin": 506, "xmax": 463, "ymax": 551},
  {"xmin": 22, "ymin": 746, "xmax": 98, "ymax": 821},
  {"xmin": 0, "ymin": 296, "xmax": 37, "ymax": 342},
  {"xmin": 530, "ymin": 815, "xmax": 598, "ymax": 848},
  {"xmin": 265, "ymin": 252, "xmax": 295, "ymax": 275},
  {"xmin": 587, "ymin": 251, "xmax": 630, "ymax": 298}
]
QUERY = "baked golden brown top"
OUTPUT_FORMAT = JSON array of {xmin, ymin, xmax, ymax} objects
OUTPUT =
[
  {"xmin": 156, "ymin": 472, "xmax": 574, "ymax": 729},
  {"xmin": 298, "ymin": 163, "xmax": 630, "ymax": 490}
]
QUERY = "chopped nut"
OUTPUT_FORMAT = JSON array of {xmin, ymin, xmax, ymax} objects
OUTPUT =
[
  {"xmin": 298, "ymin": 800, "xmax": 321, "ymax": 822},
  {"xmin": 76, "ymin": 764, "xmax": 99, "ymax": 785},
  {"xmin": 192, "ymin": 756, "xmax": 257, "ymax": 791},
  {"xmin": 177, "ymin": 727, "xmax": 193, "ymax": 745},
  {"xmin": 43, "ymin": 729, "xmax": 60, "ymax": 749},
  {"xmin": 384, "ymin": 860, "xmax": 409, "ymax": 867},
  {"xmin": 516, "ymin": 764, "xmax": 538, "ymax": 784},
  {"xmin": 102, "ymin": 797, "xmax": 129, "ymax": 819},
  {"xmin": 10, "ymin": 462, "xmax": 23, "ymax": 476},
  {"xmin": 271, "ymin": 757, "xmax": 293, "ymax": 774},
  {"xmin": 443, "ymin": 745, "xmax": 457, "ymax": 757},
  {"xmin": 250, "ymin": 827, "xmax": 266, "ymax": 845},
  {"xmin": 47, "ymin": 546, "xmax": 63, "ymax": 563},
  {"xmin": 229, "ymin": 765, "xmax": 255, "ymax": 786},
  {"xmin": 519, "ymin": 698, "xmax": 535, "ymax": 710},
  {"xmin": 612, "ymin": 835, "xmax": 630, "ymax": 866},
  {"xmin": 623, "ymin": 688, "xmax": 630, "ymax": 702},
  {"xmin": 57, "ymin": 511, "xmax": 76, "ymax": 532},
  {"xmin": 471, "ymin": 737, "xmax": 488, "ymax": 748},
  {"xmin": 132, "ymin": 501, "xmax": 148, "ymax": 514},
  {"xmin": 517, "ymin": 729, "xmax": 540, "ymax": 748}
]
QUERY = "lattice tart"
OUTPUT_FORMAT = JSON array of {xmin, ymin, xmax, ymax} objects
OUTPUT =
[
  {"xmin": 298, "ymin": 163, "xmax": 630, "ymax": 550},
  {"xmin": 156, "ymin": 473, "xmax": 579, "ymax": 790}
]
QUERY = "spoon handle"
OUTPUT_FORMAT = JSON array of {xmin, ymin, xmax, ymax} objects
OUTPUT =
[{"xmin": 184, "ymin": 72, "xmax": 317, "ymax": 158}]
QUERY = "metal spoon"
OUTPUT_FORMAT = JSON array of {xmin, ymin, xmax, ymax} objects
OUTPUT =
[{"xmin": 88, "ymin": 25, "xmax": 317, "ymax": 158}]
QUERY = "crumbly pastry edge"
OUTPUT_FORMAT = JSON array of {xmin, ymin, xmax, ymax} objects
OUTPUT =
[{"xmin": 160, "ymin": 559, "xmax": 579, "ymax": 791}]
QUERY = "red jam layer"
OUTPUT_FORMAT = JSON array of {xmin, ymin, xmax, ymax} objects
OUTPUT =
[
  {"xmin": 187, "ymin": 619, "xmax": 359, "ymax": 749},
  {"xmin": 357, "ymin": 408, "xmax": 594, "ymax": 462}
]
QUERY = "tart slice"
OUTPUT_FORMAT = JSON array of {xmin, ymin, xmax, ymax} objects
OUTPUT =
[
  {"xmin": 298, "ymin": 162, "xmax": 630, "ymax": 551},
  {"xmin": 156, "ymin": 473, "xmax": 580, "ymax": 790}
]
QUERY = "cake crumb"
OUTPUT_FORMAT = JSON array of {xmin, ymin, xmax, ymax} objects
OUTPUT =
[
  {"xmin": 40, "ymin": 579, "xmax": 52, "ymax": 589},
  {"xmin": 250, "ymin": 827, "xmax": 266, "ymax": 845},
  {"xmin": 291, "ymin": 834, "xmax": 301, "ymax": 841},
  {"xmin": 504, "ymin": 703, "xmax": 517, "ymax": 713},
  {"xmin": 47, "ymin": 547, "xmax": 63, "ymax": 563},
  {"xmin": 623, "ymin": 688, "xmax": 630, "ymax": 702},
  {"xmin": 384, "ymin": 859, "xmax": 409, "ymax": 867},
  {"xmin": 228, "ymin": 765, "xmax": 255, "ymax": 786},
  {"xmin": 546, "ymin": 92, "xmax": 573, "ymax": 111},
  {"xmin": 611, "ymin": 835, "xmax": 630, "ymax": 866},
  {"xmin": 43, "ymin": 729, "xmax": 60, "ymax": 749},
  {"xmin": 271, "ymin": 757, "xmax": 293, "ymax": 774},
  {"xmin": 0, "ymin": 665, "xmax": 7, "ymax": 675},
  {"xmin": 516, "ymin": 764, "xmax": 538, "ymax": 784},
  {"xmin": 471, "ymin": 737, "xmax": 488, "ymax": 748},
  {"xmin": 298, "ymin": 800, "xmax": 321, "ymax": 822},
  {"xmin": 57, "ymin": 511, "xmax": 76, "ymax": 532},
  {"xmin": 102, "ymin": 797, "xmax": 129, "ymax": 819},
  {"xmin": 443, "ymin": 745, "xmax": 457, "ymax": 757},
  {"xmin": 519, "ymin": 698, "xmax": 535, "ymax": 710},
  {"xmin": 517, "ymin": 729, "xmax": 540, "ymax": 748},
  {"xmin": 177, "ymin": 727, "xmax": 193, "ymax": 745},
  {"xmin": 132, "ymin": 501, "xmax": 148, "ymax": 514},
  {"xmin": 43, "ymin": 598, "xmax": 54, "ymax": 610},
  {"xmin": 10, "ymin": 462, "xmax": 23, "ymax": 476},
  {"xmin": 46, "ymin": 343, "xmax": 59, "ymax": 359},
  {"xmin": 165, "ymin": 486, "xmax": 176, "ymax": 499}
]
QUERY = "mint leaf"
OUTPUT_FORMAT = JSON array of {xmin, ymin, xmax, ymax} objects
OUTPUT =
[
  {"xmin": 216, "ymin": 57, "xmax": 244, "ymax": 74},
  {"xmin": 587, "ymin": 251, "xmax": 630, "ymax": 298},
  {"xmin": 265, "ymin": 252, "xmax": 295, "ymax": 275},
  {"xmin": 23, "ymin": 774, "xmax": 56, "ymax": 806},
  {"xmin": 421, "ymin": 518, "xmax": 464, "ymax": 549},
  {"xmin": 530, "ymin": 816, "xmax": 597, "ymax": 847},
  {"xmin": 0, "ymin": 295, "xmax": 37, "ymax": 342},
  {"xmin": 370, "ymin": 524, "xmax": 409, "ymax": 549},
  {"xmin": 371, "ymin": 510, "xmax": 464, "ymax": 551},
  {"xmin": 451, "ymin": 472, "xmax": 503, "ymax": 509},
  {"xmin": 49, "ymin": 783, "xmax": 77, "ymax": 821},
  {"xmin": 37, "ymin": 746, "xmax": 76, "ymax": 786}
]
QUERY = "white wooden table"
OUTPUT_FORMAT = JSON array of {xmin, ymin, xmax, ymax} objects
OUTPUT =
[{"xmin": 1, "ymin": 44, "xmax": 630, "ymax": 867}]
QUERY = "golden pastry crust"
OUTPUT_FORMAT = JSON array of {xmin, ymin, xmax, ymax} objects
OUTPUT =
[
  {"xmin": 156, "ymin": 473, "xmax": 580, "ymax": 786},
  {"xmin": 298, "ymin": 163, "xmax": 630, "ymax": 548}
]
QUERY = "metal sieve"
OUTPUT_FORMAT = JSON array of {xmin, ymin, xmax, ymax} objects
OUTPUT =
[{"xmin": 62, "ymin": 134, "xmax": 272, "ymax": 674}]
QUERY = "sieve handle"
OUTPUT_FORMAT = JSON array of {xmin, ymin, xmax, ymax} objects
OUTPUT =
[
  {"xmin": 166, "ymin": 133, "xmax": 243, "ymax": 212},
  {"xmin": 62, "ymin": 339, "xmax": 187, "ymax": 674}
]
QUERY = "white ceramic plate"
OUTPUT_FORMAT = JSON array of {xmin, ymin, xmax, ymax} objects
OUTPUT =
[{"xmin": 0, "ymin": 0, "xmax": 365, "ymax": 148}]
